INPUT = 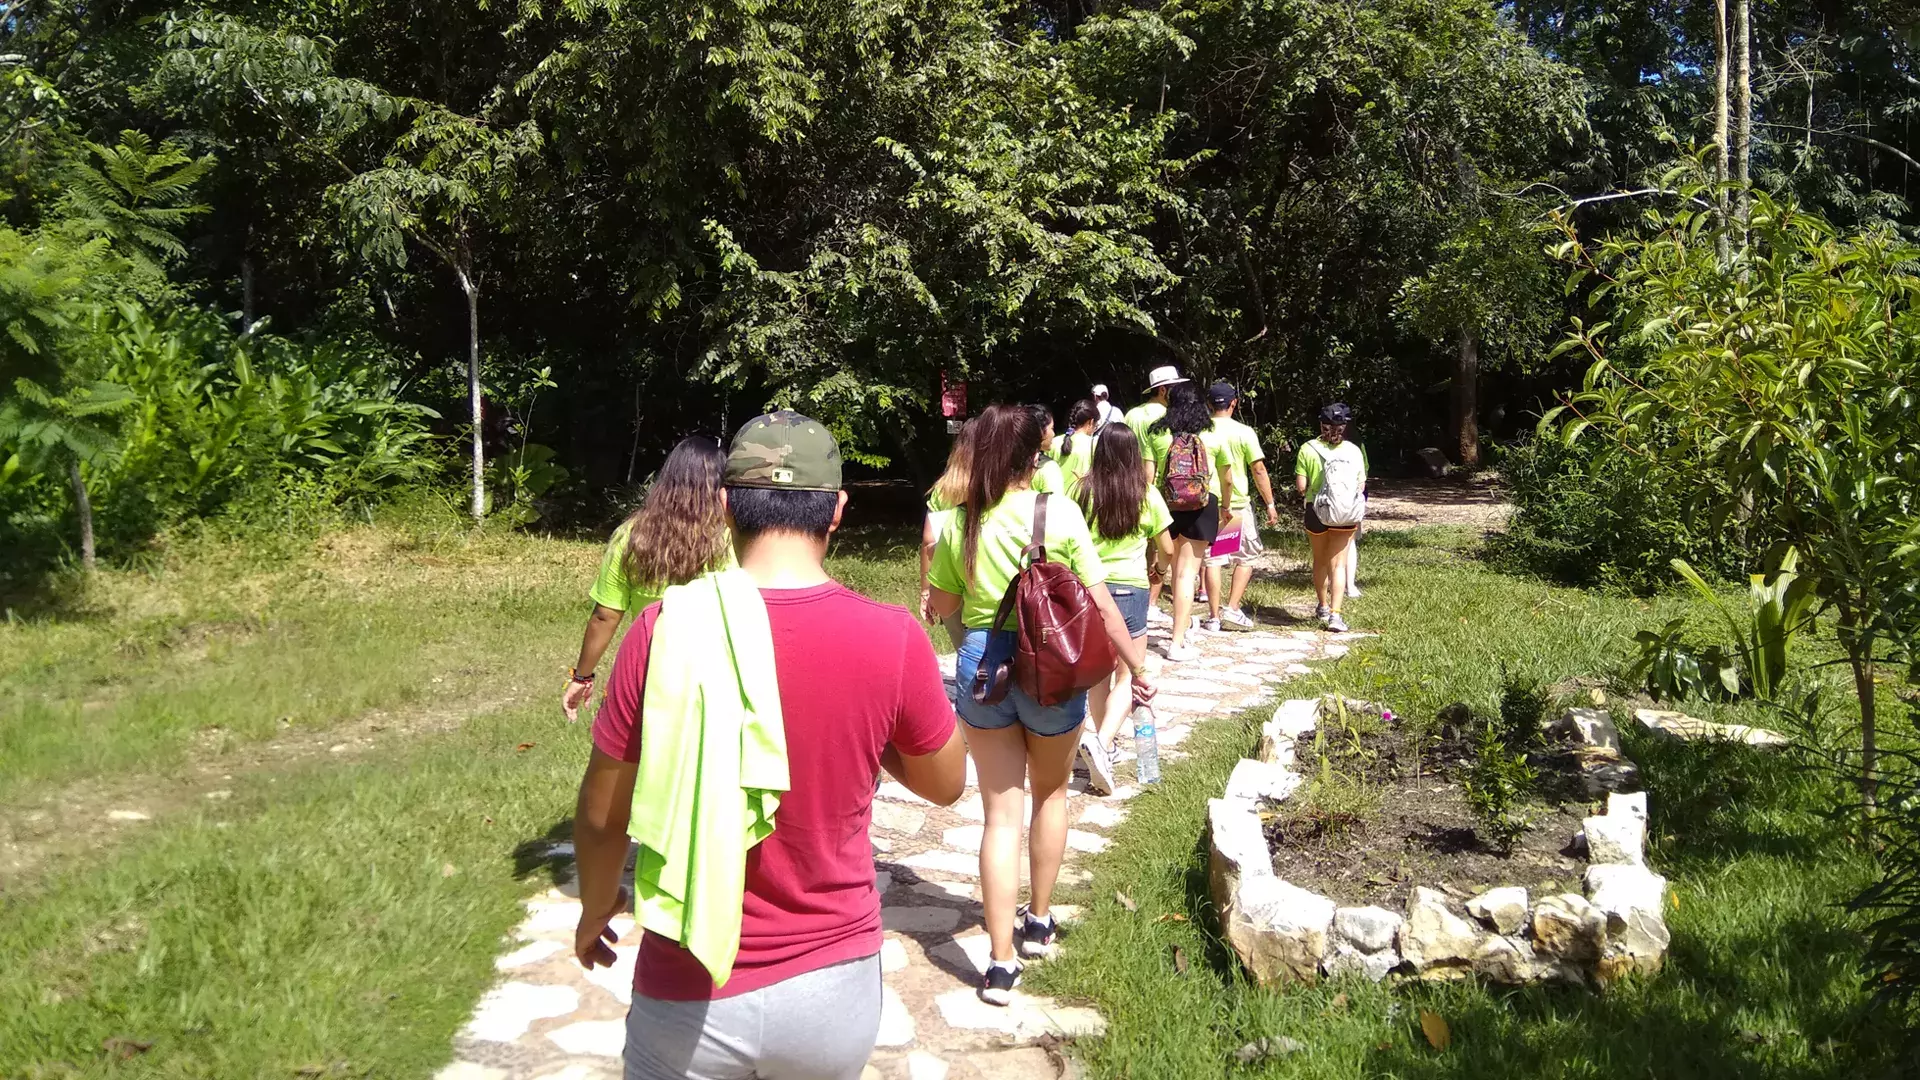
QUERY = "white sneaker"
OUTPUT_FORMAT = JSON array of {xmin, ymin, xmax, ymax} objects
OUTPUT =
[
  {"xmin": 1327, "ymin": 613, "xmax": 1350, "ymax": 633},
  {"xmin": 1347, "ymin": 584, "xmax": 1363, "ymax": 599},
  {"xmin": 1147, "ymin": 607, "xmax": 1173, "ymax": 627},
  {"xmin": 1204, "ymin": 617, "xmax": 1223, "ymax": 633},
  {"xmin": 1221, "ymin": 607, "xmax": 1256, "ymax": 630},
  {"xmin": 1164, "ymin": 642, "xmax": 1199, "ymax": 662},
  {"xmin": 1079, "ymin": 728, "xmax": 1115, "ymax": 795},
  {"xmin": 1315, "ymin": 605, "xmax": 1331, "ymax": 624}
]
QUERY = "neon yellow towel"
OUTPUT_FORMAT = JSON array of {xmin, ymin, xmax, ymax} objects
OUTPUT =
[{"xmin": 630, "ymin": 569, "xmax": 789, "ymax": 987}]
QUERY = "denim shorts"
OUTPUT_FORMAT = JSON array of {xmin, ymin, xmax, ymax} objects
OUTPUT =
[
  {"xmin": 954, "ymin": 628, "xmax": 1088, "ymax": 737},
  {"xmin": 1107, "ymin": 584, "xmax": 1149, "ymax": 638}
]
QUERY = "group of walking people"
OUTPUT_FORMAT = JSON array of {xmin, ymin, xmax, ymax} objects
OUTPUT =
[{"xmin": 555, "ymin": 369, "xmax": 1369, "ymax": 1079}]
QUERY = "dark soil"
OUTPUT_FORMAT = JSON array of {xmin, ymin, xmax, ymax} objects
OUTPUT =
[{"xmin": 1264, "ymin": 711, "xmax": 1598, "ymax": 909}]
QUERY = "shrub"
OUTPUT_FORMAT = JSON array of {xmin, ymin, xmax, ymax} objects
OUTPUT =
[
  {"xmin": 1495, "ymin": 667, "xmax": 1549, "ymax": 751},
  {"xmin": 1461, "ymin": 718, "xmax": 1536, "ymax": 853},
  {"xmin": 1493, "ymin": 433, "xmax": 1757, "ymax": 591}
]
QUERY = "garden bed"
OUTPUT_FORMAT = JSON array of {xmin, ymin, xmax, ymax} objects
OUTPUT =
[{"xmin": 1263, "ymin": 705, "xmax": 1591, "ymax": 909}]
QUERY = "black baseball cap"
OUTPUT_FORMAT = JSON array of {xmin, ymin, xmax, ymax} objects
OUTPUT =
[
  {"xmin": 1318, "ymin": 402, "xmax": 1352, "ymax": 424},
  {"xmin": 1208, "ymin": 381, "xmax": 1237, "ymax": 406}
]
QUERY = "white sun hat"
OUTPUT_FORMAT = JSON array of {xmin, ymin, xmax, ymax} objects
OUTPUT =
[{"xmin": 1145, "ymin": 365, "xmax": 1188, "ymax": 390}]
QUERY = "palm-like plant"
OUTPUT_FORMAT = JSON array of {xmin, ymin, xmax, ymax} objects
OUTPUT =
[
  {"xmin": 0, "ymin": 378, "xmax": 135, "ymax": 569},
  {"xmin": 59, "ymin": 130, "xmax": 212, "ymax": 277}
]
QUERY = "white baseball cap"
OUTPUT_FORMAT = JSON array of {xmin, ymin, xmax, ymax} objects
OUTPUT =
[
  {"xmin": 1091, "ymin": 384, "xmax": 1109, "ymax": 397},
  {"xmin": 1145, "ymin": 365, "xmax": 1188, "ymax": 390}
]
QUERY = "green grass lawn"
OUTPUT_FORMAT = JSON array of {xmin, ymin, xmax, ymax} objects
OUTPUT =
[
  {"xmin": 0, "ymin": 515, "xmax": 921, "ymax": 1079},
  {"xmin": 0, "ymin": 514, "xmax": 1896, "ymax": 1077},
  {"xmin": 1036, "ymin": 527, "xmax": 1897, "ymax": 1078}
]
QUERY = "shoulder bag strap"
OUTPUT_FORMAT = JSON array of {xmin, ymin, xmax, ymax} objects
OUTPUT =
[{"xmin": 1029, "ymin": 492, "xmax": 1050, "ymax": 564}]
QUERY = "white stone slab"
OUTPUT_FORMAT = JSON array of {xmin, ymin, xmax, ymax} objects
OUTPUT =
[
  {"xmin": 1065, "ymin": 829, "xmax": 1109, "ymax": 854},
  {"xmin": 900, "ymin": 850, "xmax": 982, "ymax": 879},
  {"xmin": 1077, "ymin": 803, "xmax": 1128, "ymax": 829},
  {"xmin": 877, "ymin": 985, "xmax": 916, "ymax": 1047},
  {"xmin": 546, "ymin": 1018, "xmax": 625, "ymax": 1057},
  {"xmin": 877, "ymin": 782, "xmax": 929, "ymax": 805},
  {"xmin": 943, "ymin": 825, "xmax": 984, "ymax": 851},
  {"xmin": 881, "ymin": 937, "xmax": 910, "ymax": 973},
  {"xmin": 529, "ymin": 1066, "xmax": 609, "ymax": 1080},
  {"xmin": 906, "ymin": 1051, "xmax": 951, "ymax": 1080},
  {"xmin": 517, "ymin": 900, "xmax": 582, "ymax": 937},
  {"xmin": 580, "ymin": 944, "xmax": 636, "ymax": 1005},
  {"xmin": 928, "ymin": 932, "xmax": 994, "ymax": 977},
  {"xmin": 461, "ymin": 983, "xmax": 580, "ymax": 1042},
  {"xmin": 933, "ymin": 989, "xmax": 1107, "ymax": 1039},
  {"xmin": 913, "ymin": 880, "xmax": 977, "ymax": 902},
  {"xmin": 494, "ymin": 940, "xmax": 564, "ymax": 970},
  {"xmin": 435, "ymin": 1064, "xmax": 506, "ymax": 1080},
  {"xmin": 1152, "ymin": 694, "xmax": 1222, "ymax": 714},
  {"xmin": 872, "ymin": 801, "xmax": 928, "ymax": 836}
]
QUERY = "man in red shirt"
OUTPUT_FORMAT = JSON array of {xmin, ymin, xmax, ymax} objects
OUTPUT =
[{"xmin": 572, "ymin": 411, "xmax": 967, "ymax": 1080}]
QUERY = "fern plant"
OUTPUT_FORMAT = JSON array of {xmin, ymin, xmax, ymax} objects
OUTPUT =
[{"xmin": 60, "ymin": 130, "xmax": 212, "ymax": 277}]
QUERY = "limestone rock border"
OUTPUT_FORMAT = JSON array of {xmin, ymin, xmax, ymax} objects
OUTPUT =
[{"xmin": 1208, "ymin": 699, "xmax": 1671, "ymax": 988}]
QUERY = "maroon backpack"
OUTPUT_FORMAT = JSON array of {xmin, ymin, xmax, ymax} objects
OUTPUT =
[{"xmin": 969, "ymin": 494, "xmax": 1116, "ymax": 707}]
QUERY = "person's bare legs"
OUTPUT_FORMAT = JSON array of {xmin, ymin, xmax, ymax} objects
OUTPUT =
[
  {"xmin": 1168, "ymin": 539, "xmax": 1206, "ymax": 649},
  {"xmin": 1203, "ymin": 563, "xmax": 1224, "ymax": 622},
  {"xmin": 1091, "ymin": 655, "xmax": 1133, "ymax": 751},
  {"xmin": 1342, "ymin": 530, "xmax": 1361, "ymax": 595},
  {"xmin": 1309, "ymin": 529, "xmax": 1338, "ymax": 615},
  {"xmin": 1227, "ymin": 560, "xmax": 1255, "ymax": 613},
  {"xmin": 1023, "ymin": 725, "xmax": 1082, "ymax": 921},
  {"xmin": 970, "ymin": 723, "xmax": 1030, "ymax": 963}
]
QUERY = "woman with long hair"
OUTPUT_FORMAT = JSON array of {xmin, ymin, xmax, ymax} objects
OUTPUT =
[
  {"xmin": 560, "ymin": 435, "xmax": 731, "ymax": 720},
  {"xmin": 920, "ymin": 418, "xmax": 977, "ymax": 651},
  {"xmin": 926, "ymin": 404, "xmax": 1155, "ymax": 1005},
  {"xmin": 1073, "ymin": 423, "xmax": 1173, "ymax": 795},
  {"xmin": 1145, "ymin": 382, "xmax": 1235, "ymax": 661}
]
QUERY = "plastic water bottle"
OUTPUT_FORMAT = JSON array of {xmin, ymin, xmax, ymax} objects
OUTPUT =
[{"xmin": 1132, "ymin": 704, "xmax": 1162, "ymax": 785}]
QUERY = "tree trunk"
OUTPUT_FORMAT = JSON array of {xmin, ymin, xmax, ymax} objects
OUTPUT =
[
  {"xmin": 1733, "ymin": 0, "xmax": 1752, "ymax": 241},
  {"xmin": 241, "ymin": 253, "xmax": 256, "ymax": 330},
  {"xmin": 68, "ymin": 457, "xmax": 95, "ymax": 572},
  {"xmin": 456, "ymin": 265, "xmax": 484, "ymax": 521},
  {"xmin": 1452, "ymin": 329, "xmax": 1480, "ymax": 468},
  {"xmin": 1712, "ymin": 0, "xmax": 1731, "ymax": 263},
  {"xmin": 1840, "ymin": 605, "xmax": 1879, "ymax": 835}
]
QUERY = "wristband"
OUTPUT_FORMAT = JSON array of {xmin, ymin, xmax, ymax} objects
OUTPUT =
[
  {"xmin": 1130, "ymin": 663, "xmax": 1147, "ymax": 678},
  {"xmin": 568, "ymin": 667, "xmax": 596, "ymax": 684}
]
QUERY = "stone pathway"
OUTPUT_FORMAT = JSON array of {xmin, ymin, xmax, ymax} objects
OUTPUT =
[{"xmin": 438, "ymin": 617, "xmax": 1358, "ymax": 1080}]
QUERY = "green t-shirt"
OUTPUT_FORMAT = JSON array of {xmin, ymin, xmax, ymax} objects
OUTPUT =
[
  {"xmin": 1123, "ymin": 402, "xmax": 1167, "ymax": 472},
  {"xmin": 1143, "ymin": 425, "xmax": 1237, "ymax": 502},
  {"xmin": 928, "ymin": 490, "xmax": 1107, "ymax": 629},
  {"xmin": 1055, "ymin": 431, "xmax": 1096, "ymax": 488},
  {"xmin": 1208, "ymin": 415, "xmax": 1266, "ymax": 512},
  {"xmin": 588, "ymin": 521, "xmax": 735, "ymax": 613},
  {"xmin": 1086, "ymin": 487, "xmax": 1173, "ymax": 588},
  {"xmin": 1294, "ymin": 439, "xmax": 1369, "ymax": 499},
  {"xmin": 589, "ymin": 522, "xmax": 661, "ymax": 613},
  {"xmin": 1032, "ymin": 457, "xmax": 1068, "ymax": 495}
]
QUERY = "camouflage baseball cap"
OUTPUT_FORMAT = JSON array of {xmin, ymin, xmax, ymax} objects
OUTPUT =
[{"xmin": 725, "ymin": 410, "xmax": 843, "ymax": 491}]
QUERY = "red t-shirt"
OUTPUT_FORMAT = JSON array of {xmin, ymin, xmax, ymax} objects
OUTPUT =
[{"xmin": 592, "ymin": 580, "xmax": 955, "ymax": 1001}]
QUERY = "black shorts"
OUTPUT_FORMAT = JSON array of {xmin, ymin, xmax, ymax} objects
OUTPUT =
[
  {"xmin": 1304, "ymin": 504, "xmax": 1358, "ymax": 536},
  {"xmin": 1169, "ymin": 494, "xmax": 1222, "ymax": 543}
]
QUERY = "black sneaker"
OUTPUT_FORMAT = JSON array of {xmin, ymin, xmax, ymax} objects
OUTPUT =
[
  {"xmin": 980, "ymin": 959, "xmax": 1022, "ymax": 1006},
  {"xmin": 1016, "ymin": 905, "xmax": 1059, "ymax": 959}
]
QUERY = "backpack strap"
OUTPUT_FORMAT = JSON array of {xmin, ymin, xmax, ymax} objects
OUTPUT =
[
  {"xmin": 1028, "ymin": 492, "xmax": 1050, "ymax": 565},
  {"xmin": 983, "ymin": 492, "xmax": 1050, "ymax": 639}
]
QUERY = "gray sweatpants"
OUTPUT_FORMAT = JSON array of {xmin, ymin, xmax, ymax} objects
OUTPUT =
[{"xmin": 622, "ymin": 953, "xmax": 882, "ymax": 1080}]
